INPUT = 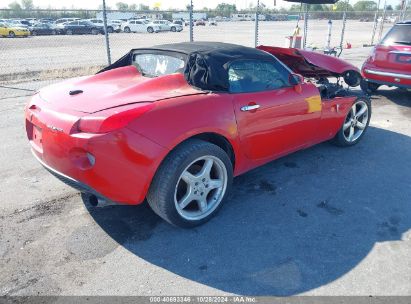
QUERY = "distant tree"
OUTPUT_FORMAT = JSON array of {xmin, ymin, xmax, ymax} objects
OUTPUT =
[
  {"xmin": 116, "ymin": 2, "xmax": 129, "ymax": 10},
  {"xmin": 386, "ymin": 4, "xmax": 393, "ymax": 10},
  {"xmin": 215, "ymin": 3, "xmax": 237, "ymax": 16},
  {"xmin": 129, "ymin": 4, "xmax": 137, "ymax": 10},
  {"xmin": 21, "ymin": 0, "xmax": 34, "ymax": 10},
  {"xmin": 8, "ymin": 1, "xmax": 22, "ymax": 10},
  {"xmin": 333, "ymin": 1, "xmax": 354, "ymax": 11},
  {"xmin": 139, "ymin": 4, "xmax": 149, "ymax": 10},
  {"xmin": 353, "ymin": 0, "xmax": 377, "ymax": 11}
]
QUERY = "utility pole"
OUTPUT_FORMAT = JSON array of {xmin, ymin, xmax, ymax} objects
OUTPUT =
[{"xmin": 102, "ymin": 0, "xmax": 111, "ymax": 65}]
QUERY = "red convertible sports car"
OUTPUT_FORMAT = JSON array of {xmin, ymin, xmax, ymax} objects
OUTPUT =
[
  {"xmin": 25, "ymin": 42, "xmax": 371, "ymax": 227},
  {"xmin": 361, "ymin": 21, "xmax": 411, "ymax": 93}
]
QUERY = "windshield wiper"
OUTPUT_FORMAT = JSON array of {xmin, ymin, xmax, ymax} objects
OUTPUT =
[{"xmin": 394, "ymin": 41, "xmax": 411, "ymax": 45}]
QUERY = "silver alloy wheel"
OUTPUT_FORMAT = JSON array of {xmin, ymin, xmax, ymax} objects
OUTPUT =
[
  {"xmin": 343, "ymin": 100, "xmax": 369, "ymax": 142},
  {"xmin": 174, "ymin": 155, "xmax": 228, "ymax": 221}
]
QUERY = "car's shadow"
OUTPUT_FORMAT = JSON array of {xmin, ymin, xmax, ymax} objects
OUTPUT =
[
  {"xmin": 85, "ymin": 126, "xmax": 411, "ymax": 295},
  {"xmin": 370, "ymin": 88, "xmax": 411, "ymax": 108}
]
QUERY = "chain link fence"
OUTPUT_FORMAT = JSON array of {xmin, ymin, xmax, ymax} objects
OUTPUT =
[{"xmin": 0, "ymin": 5, "xmax": 410, "ymax": 95}]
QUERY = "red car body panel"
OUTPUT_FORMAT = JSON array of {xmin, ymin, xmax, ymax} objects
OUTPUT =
[
  {"xmin": 25, "ymin": 45, "xmax": 358, "ymax": 205},
  {"xmin": 257, "ymin": 45, "xmax": 360, "ymax": 78},
  {"xmin": 362, "ymin": 44, "xmax": 411, "ymax": 89}
]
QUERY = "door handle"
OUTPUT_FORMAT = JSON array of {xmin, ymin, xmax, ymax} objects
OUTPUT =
[{"xmin": 241, "ymin": 104, "xmax": 260, "ymax": 112}]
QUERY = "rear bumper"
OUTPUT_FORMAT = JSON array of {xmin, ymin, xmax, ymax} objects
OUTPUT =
[
  {"xmin": 25, "ymin": 94, "xmax": 168, "ymax": 205},
  {"xmin": 362, "ymin": 64, "xmax": 411, "ymax": 88},
  {"xmin": 32, "ymin": 149, "xmax": 113, "ymax": 203}
]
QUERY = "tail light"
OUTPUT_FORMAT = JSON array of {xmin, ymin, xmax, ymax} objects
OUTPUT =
[{"xmin": 77, "ymin": 103, "xmax": 154, "ymax": 134}]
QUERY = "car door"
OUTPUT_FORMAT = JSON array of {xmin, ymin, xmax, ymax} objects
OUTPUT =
[
  {"xmin": 0, "ymin": 23, "xmax": 7, "ymax": 36},
  {"xmin": 230, "ymin": 59, "xmax": 322, "ymax": 160},
  {"xmin": 78, "ymin": 21, "xmax": 89, "ymax": 34}
]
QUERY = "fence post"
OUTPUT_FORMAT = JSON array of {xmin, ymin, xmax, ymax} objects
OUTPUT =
[
  {"xmin": 254, "ymin": 0, "xmax": 260, "ymax": 47},
  {"xmin": 302, "ymin": 4, "xmax": 308, "ymax": 49},
  {"xmin": 377, "ymin": 0, "xmax": 387, "ymax": 43},
  {"xmin": 102, "ymin": 0, "xmax": 111, "ymax": 65},
  {"xmin": 370, "ymin": 0, "xmax": 381, "ymax": 45},
  {"xmin": 189, "ymin": 0, "xmax": 193, "ymax": 42}
]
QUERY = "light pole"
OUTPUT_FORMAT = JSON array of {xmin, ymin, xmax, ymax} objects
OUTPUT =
[{"xmin": 102, "ymin": 0, "xmax": 111, "ymax": 65}]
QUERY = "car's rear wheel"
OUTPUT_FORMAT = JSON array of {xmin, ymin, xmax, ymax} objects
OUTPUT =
[
  {"xmin": 124, "ymin": 27, "xmax": 131, "ymax": 33},
  {"xmin": 51, "ymin": 30, "xmax": 56, "ymax": 35},
  {"xmin": 66, "ymin": 29, "xmax": 73, "ymax": 35},
  {"xmin": 147, "ymin": 139, "xmax": 233, "ymax": 228},
  {"xmin": 8, "ymin": 31, "xmax": 15, "ymax": 38},
  {"xmin": 360, "ymin": 79, "xmax": 380, "ymax": 94},
  {"xmin": 107, "ymin": 26, "xmax": 113, "ymax": 33},
  {"xmin": 147, "ymin": 27, "xmax": 154, "ymax": 33},
  {"xmin": 91, "ymin": 28, "xmax": 99, "ymax": 35},
  {"xmin": 31, "ymin": 30, "xmax": 37, "ymax": 36},
  {"xmin": 332, "ymin": 97, "xmax": 371, "ymax": 147},
  {"xmin": 171, "ymin": 26, "xmax": 176, "ymax": 32}
]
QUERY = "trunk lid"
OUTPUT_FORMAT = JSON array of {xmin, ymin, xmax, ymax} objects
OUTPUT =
[
  {"xmin": 39, "ymin": 66, "xmax": 203, "ymax": 114},
  {"xmin": 372, "ymin": 44, "xmax": 411, "ymax": 72}
]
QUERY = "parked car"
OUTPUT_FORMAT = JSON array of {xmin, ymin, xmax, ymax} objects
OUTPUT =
[
  {"xmin": 195, "ymin": 19, "xmax": 206, "ymax": 26},
  {"xmin": 361, "ymin": 21, "xmax": 411, "ymax": 93},
  {"xmin": 0, "ymin": 22, "xmax": 30, "ymax": 37},
  {"xmin": 87, "ymin": 19, "xmax": 121, "ymax": 33},
  {"xmin": 29, "ymin": 23, "xmax": 58, "ymax": 36},
  {"xmin": 152, "ymin": 20, "xmax": 183, "ymax": 32},
  {"xmin": 9, "ymin": 19, "xmax": 30, "ymax": 28},
  {"xmin": 172, "ymin": 20, "xmax": 184, "ymax": 26},
  {"xmin": 55, "ymin": 18, "xmax": 80, "ymax": 25},
  {"xmin": 25, "ymin": 42, "xmax": 371, "ymax": 228},
  {"xmin": 121, "ymin": 19, "xmax": 160, "ymax": 33},
  {"xmin": 58, "ymin": 20, "xmax": 104, "ymax": 35},
  {"xmin": 208, "ymin": 19, "xmax": 218, "ymax": 26}
]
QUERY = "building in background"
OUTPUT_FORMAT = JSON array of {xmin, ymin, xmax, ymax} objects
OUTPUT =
[{"xmin": 172, "ymin": 12, "xmax": 207, "ymax": 21}]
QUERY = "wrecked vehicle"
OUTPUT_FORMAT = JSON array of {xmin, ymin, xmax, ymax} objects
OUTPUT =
[{"xmin": 25, "ymin": 42, "xmax": 371, "ymax": 227}]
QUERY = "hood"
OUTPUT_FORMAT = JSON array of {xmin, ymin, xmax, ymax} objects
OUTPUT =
[
  {"xmin": 39, "ymin": 66, "xmax": 204, "ymax": 114},
  {"xmin": 257, "ymin": 45, "xmax": 360, "ymax": 78}
]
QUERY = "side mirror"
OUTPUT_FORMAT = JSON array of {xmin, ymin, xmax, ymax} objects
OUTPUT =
[{"xmin": 289, "ymin": 73, "xmax": 304, "ymax": 93}]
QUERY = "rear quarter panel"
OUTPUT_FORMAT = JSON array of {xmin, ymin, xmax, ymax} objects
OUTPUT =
[{"xmin": 126, "ymin": 93, "xmax": 248, "ymax": 175}]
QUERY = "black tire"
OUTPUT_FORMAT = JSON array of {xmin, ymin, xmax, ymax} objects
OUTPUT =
[
  {"xmin": 51, "ymin": 30, "xmax": 56, "ymax": 35},
  {"xmin": 107, "ymin": 26, "xmax": 114, "ymax": 33},
  {"xmin": 147, "ymin": 27, "xmax": 154, "ymax": 33},
  {"xmin": 66, "ymin": 29, "xmax": 73, "ymax": 35},
  {"xmin": 31, "ymin": 30, "xmax": 37, "ymax": 36},
  {"xmin": 332, "ymin": 97, "xmax": 371, "ymax": 147},
  {"xmin": 171, "ymin": 26, "xmax": 176, "ymax": 32},
  {"xmin": 124, "ymin": 27, "xmax": 131, "ymax": 33},
  {"xmin": 360, "ymin": 79, "xmax": 380, "ymax": 95},
  {"xmin": 147, "ymin": 139, "xmax": 233, "ymax": 228},
  {"xmin": 9, "ymin": 31, "xmax": 15, "ymax": 38},
  {"xmin": 91, "ymin": 28, "xmax": 99, "ymax": 35}
]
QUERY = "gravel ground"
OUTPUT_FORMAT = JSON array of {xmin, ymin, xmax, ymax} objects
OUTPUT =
[
  {"xmin": 1, "ymin": 20, "xmax": 390, "ymax": 82},
  {"xmin": 0, "ymin": 81, "xmax": 410, "ymax": 295}
]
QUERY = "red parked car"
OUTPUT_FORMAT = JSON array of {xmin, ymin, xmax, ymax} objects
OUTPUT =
[
  {"xmin": 25, "ymin": 42, "xmax": 371, "ymax": 227},
  {"xmin": 361, "ymin": 20, "xmax": 411, "ymax": 93}
]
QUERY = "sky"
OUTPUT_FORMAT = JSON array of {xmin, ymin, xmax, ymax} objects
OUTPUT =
[{"xmin": 0, "ymin": 0, "xmax": 401, "ymax": 10}]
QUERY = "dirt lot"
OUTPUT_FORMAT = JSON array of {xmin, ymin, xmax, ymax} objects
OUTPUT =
[
  {"xmin": 0, "ymin": 41, "xmax": 410, "ymax": 296},
  {"xmin": 1, "ymin": 20, "xmax": 390, "ymax": 83}
]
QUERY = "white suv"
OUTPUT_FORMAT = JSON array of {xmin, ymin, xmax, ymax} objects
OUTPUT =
[
  {"xmin": 121, "ymin": 19, "xmax": 160, "ymax": 33},
  {"xmin": 152, "ymin": 20, "xmax": 183, "ymax": 32}
]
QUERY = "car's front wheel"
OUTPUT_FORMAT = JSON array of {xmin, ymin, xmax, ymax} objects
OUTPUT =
[
  {"xmin": 147, "ymin": 27, "xmax": 154, "ymax": 33},
  {"xmin": 8, "ymin": 31, "xmax": 15, "ymax": 38},
  {"xmin": 332, "ymin": 97, "xmax": 371, "ymax": 147},
  {"xmin": 147, "ymin": 139, "xmax": 233, "ymax": 228},
  {"xmin": 171, "ymin": 26, "xmax": 176, "ymax": 32},
  {"xmin": 124, "ymin": 27, "xmax": 131, "ymax": 33}
]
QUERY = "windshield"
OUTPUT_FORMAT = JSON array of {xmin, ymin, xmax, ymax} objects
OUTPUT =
[
  {"xmin": 381, "ymin": 24, "xmax": 411, "ymax": 45},
  {"xmin": 132, "ymin": 53, "xmax": 185, "ymax": 77}
]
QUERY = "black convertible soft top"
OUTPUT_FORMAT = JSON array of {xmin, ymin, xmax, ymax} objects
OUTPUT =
[{"xmin": 99, "ymin": 42, "xmax": 277, "ymax": 91}]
